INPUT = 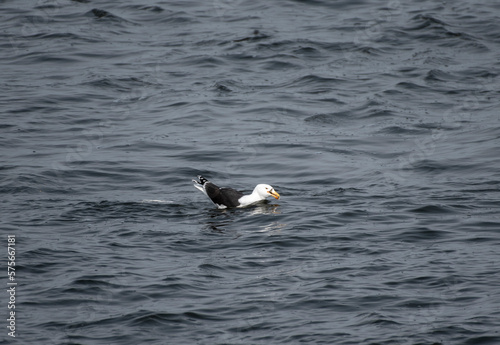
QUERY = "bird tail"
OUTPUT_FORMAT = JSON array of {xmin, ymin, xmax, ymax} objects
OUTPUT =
[{"xmin": 192, "ymin": 175, "xmax": 209, "ymax": 192}]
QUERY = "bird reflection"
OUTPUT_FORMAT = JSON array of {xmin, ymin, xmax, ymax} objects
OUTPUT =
[
  {"xmin": 248, "ymin": 203, "xmax": 281, "ymax": 215},
  {"xmin": 203, "ymin": 202, "xmax": 284, "ymax": 234},
  {"xmin": 205, "ymin": 208, "xmax": 233, "ymax": 233},
  {"xmin": 257, "ymin": 221, "xmax": 287, "ymax": 234}
]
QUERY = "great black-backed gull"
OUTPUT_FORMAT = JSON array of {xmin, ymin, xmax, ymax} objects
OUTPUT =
[{"xmin": 192, "ymin": 175, "xmax": 280, "ymax": 209}]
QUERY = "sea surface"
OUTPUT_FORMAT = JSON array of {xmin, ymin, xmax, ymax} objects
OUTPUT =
[{"xmin": 1, "ymin": 0, "xmax": 500, "ymax": 344}]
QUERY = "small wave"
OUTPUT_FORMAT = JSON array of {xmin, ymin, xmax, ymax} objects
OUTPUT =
[
  {"xmin": 411, "ymin": 204, "xmax": 456, "ymax": 214},
  {"xmin": 377, "ymin": 126, "xmax": 429, "ymax": 135}
]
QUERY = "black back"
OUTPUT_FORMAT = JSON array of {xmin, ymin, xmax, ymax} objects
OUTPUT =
[{"xmin": 205, "ymin": 182, "xmax": 244, "ymax": 208}]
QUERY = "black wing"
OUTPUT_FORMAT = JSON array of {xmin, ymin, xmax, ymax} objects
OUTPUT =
[{"xmin": 205, "ymin": 182, "xmax": 244, "ymax": 208}]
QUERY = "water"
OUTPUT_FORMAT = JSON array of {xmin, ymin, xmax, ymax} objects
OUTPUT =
[{"xmin": 1, "ymin": 0, "xmax": 500, "ymax": 344}]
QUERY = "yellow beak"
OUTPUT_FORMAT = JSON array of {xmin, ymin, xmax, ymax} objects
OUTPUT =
[{"xmin": 268, "ymin": 190, "xmax": 280, "ymax": 200}]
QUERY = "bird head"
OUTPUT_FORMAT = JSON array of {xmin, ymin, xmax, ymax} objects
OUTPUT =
[{"xmin": 255, "ymin": 184, "xmax": 280, "ymax": 200}]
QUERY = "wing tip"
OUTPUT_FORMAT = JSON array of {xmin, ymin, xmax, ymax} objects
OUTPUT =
[{"xmin": 193, "ymin": 175, "xmax": 209, "ymax": 184}]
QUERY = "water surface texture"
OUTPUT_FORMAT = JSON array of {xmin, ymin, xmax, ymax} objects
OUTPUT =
[{"xmin": 1, "ymin": 0, "xmax": 500, "ymax": 344}]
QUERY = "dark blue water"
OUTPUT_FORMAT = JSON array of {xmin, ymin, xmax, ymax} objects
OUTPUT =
[{"xmin": 1, "ymin": 0, "xmax": 500, "ymax": 344}]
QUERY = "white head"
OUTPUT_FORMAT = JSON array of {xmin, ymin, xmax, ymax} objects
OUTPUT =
[{"xmin": 253, "ymin": 184, "xmax": 280, "ymax": 200}]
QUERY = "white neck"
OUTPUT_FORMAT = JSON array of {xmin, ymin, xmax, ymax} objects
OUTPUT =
[{"xmin": 238, "ymin": 189, "xmax": 266, "ymax": 206}]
